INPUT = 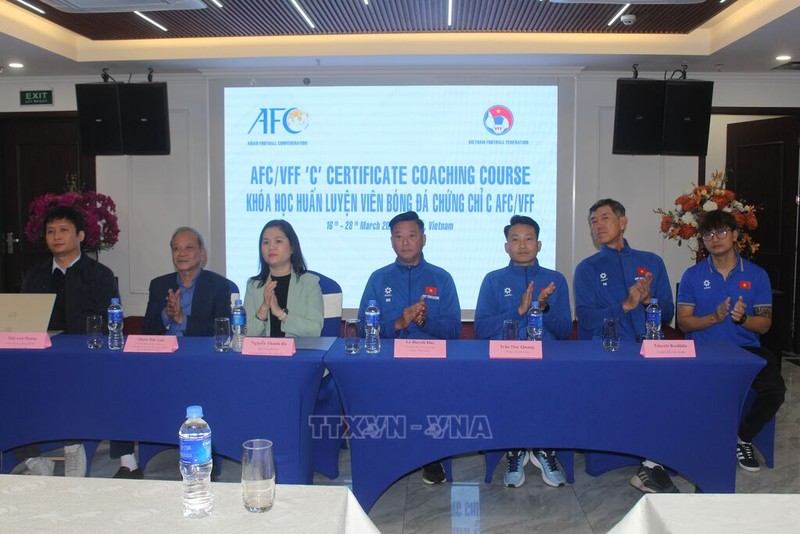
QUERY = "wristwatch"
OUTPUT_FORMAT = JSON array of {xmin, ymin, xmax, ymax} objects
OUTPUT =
[{"xmin": 733, "ymin": 313, "xmax": 747, "ymax": 326}]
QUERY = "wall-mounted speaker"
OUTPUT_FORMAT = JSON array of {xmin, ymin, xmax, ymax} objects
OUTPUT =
[
  {"xmin": 75, "ymin": 83, "xmax": 123, "ymax": 156},
  {"xmin": 660, "ymin": 80, "xmax": 714, "ymax": 156},
  {"xmin": 76, "ymin": 82, "xmax": 170, "ymax": 156},
  {"xmin": 612, "ymin": 79, "xmax": 665, "ymax": 155},
  {"xmin": 612, "ymin": 78, "xmax": 714, "ymax": 156}
]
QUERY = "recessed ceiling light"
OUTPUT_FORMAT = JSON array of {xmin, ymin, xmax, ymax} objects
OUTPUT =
[
  {"xmin": 607, "ymin": 4, "xmax": 631, "ymax": 27},
  {"xmin": 15, "ymin": 0, "xmax": 44, "ymax": 15},
  {"xmin": 134, "ymin": 11, "xmax": 168, "ymax": 32},
  {"xmin": 776, "ymin": 55, "xmax": 792, "ymax": 61},
  {"xmin": 9, "ymin": 62, "xmax": 24, "ymax": 68},
  {"xmin": 209, "ymin": 0, "xmax": 223, "ymax": 7},
  {"xmin": 290, "ymin": 0, "xmax": 315, "ymax": 29}
]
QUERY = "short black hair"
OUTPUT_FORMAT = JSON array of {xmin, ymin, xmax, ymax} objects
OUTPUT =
[
  {"xmin": 389, "ymin": 211, "xmax": 424, "ymax": 233},
  {"xmin": 589, "ymin": 198, "xmax": 626, "ymax": 219},
  {"xmin": 698, "ymin": 210, "xmax": 738, "ymax": 235},
  {"xmin": 45, "ymin": 206, "xmax": 85, "ymax": 233},
  {"xmin": 504, "ymin": 215, "xmax": 540, "ymax": 240}
]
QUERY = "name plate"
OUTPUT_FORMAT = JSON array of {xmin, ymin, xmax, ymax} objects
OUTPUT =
[
  {"xmin": 243, "ymin": 337, "xmax": 296, "ymax": 356},
  {"xmin": 640, "ymin": 340, "xmax": 696, "ymax": 358},
  {"xmin": 0, "ymin": 332, "xmax": 51, "ymax": 349},
  {"xmin": 489, "ymin": 340, "xmax": 542, "ymax": 359},
  {"xmin": 124, "ymin": 335, "xmax": 179, "ymax": 353},
  {"xmin": 393, "ymin": 339, "xmax": 446, "ymax": 359}
]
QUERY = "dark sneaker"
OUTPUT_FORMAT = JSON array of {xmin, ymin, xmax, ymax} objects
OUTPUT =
[
  {"xmin": 503, "ymin": 450, "xmax": 527, "ymax": 488},
  {"xmin": 737, "ymin": 441, "xmax": 760, "ymax": 472},
  {"xmin": 629, "ymin": 465, "xmax": 679, "ymax": 493},
  {"xmin": 113, "ymin": 467, "xmax": 144, "ymax": 479},
  {"xmin": 421, "ymin": 462, "xmax": 445, "ymax": 485}
]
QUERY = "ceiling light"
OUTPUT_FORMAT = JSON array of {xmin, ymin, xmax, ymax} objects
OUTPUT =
[
  {"xmin": 776, "ymin": 55, "xmax": 791, "ymax": 61},
  {"xmin": 290, "ymin": 0, "xmax": 315, "ymax": 29},
  {"xmin": 134, "ymin": 11, "xmax": 168, "ymax": 32},
  {"xmin": 208, "ymin": 0, "xmax": 223, "ymax": 7},
  {"xmin": 607, "ymin": 4, "xmax": 630, "ymax": 26},
  {"xmin": 15, "ymin": 0, "xmax": 45, "ymax": 14},
  {"xmin": 447, "ymin": 0, "xmax": 453, "ymax": 27},
  {"xmin": 9, "ymin": 62, "xmax": 24, "ymax": 68}
]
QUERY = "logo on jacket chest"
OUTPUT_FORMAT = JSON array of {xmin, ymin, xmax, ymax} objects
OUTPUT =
[
  {"xmin": 600, "ymin": 272, "xmax": 608, "ymax": 286},
  {"xmin": 384, "ymin": 286, "xmax": 392, "ymax": 303}
]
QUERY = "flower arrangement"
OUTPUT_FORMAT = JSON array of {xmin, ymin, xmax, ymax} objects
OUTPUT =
[
  {"xmin": 25, "ymin": 180, "xmax": 120, "ymax": 252},
  {"xmin": 655, "ymin": 171, "xmax": 759, "ymax": 261}
]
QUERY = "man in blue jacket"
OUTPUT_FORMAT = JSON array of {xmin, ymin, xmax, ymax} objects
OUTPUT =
[
  {"xmin": 114, "ymin": 227, "xmax": 233, "ymax": 479},
  {"xmin": 677, "ymin": 210, "xmax": 784, "ymax": 473},
  {"xmin": 574, "ymin": 199, "xmax": 677, "ymax": 494},
  {"xmin": 359, "ymin": 211, "xmax": 461, "ymax": 484},
  {"xmin": 475, "ymin": 215, "xmax": 572, "ymax": 488}
]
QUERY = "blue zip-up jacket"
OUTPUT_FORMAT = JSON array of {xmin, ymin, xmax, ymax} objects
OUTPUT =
[
  {"xmin": 358, "ymin": 253, "xmax": 461, "ymax": 339},
  {"xmin": 474, "ymin": 260, "xmax": 572, "ymax": 341},
  {"xmin": 574, "ymin": 240, "xmax": 673, "ymax": 341}
]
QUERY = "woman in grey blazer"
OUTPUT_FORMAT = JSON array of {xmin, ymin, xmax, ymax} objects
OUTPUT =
[{"xmin": 243, "ymin": 220, "xmax": 324, "ymax": 337}]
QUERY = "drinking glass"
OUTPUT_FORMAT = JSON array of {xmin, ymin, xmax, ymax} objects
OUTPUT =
[
  {"xmin": 503, "ymin": 319, "xmax": 518, "ymax": 340},
  {"xmin": 214, "ymin": 317, "xmax": 231, "ymax": 352},
  {"xmin": 86, "ymin": 314, "xmax": 103, "ymax": 349},
  {"xmin": 602, "ymin": 317, "xmax": 620, "ymax": 351},
  {"xmin": 344, "ymin": 318, "xmax": 361, "ymax": 354},
  {"xmin": 242, "ymin": 439, "xmax": 275, "ymax": 513}
]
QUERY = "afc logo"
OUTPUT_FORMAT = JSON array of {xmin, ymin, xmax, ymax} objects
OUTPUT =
[{"xmin": 248, "ymin": 107, "xmax": 309, "ymax": 135}]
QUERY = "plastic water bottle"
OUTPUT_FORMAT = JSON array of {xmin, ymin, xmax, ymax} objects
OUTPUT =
[
  {"xmin": 107, "ymin": 297, "xmax": 124, "ymax": 350},
  {"xmin": 526, "ymin": 305, "xmax": 543, "ymax": 341},
  {"xmin": 364, "ymin": 299, "xmax": 381, "ymax": 354},
  {"xmin": 645, "ymin": 298, "xmax": 662, "ymax": 340},
  {"xmin": 231, "ymin": 299, "xmax": 246, "ymax": 353},
  {"xmin": 179, "ymin": 405, "xmax": 213, "ymax": 519}
]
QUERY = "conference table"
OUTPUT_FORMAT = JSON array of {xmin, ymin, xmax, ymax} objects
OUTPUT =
[
  {"xmin": 324, "ymin": 339, "xmax": 765, "ymax": 512},
  {"xmin": 0, "ymin": 335, "xmax": 327, "ymax": 484},
  {"xmin": 0, "ymin": 475, "xmax": 379, "ymax": 532}
]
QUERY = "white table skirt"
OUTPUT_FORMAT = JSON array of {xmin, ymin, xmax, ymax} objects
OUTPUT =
[
  {"xmin": 0, "ymin": 475, "xmax": 378, "ymax": 533},
  {"xmin": 610, "ymin": 494, "xmax": 800, "ymax": 534}
]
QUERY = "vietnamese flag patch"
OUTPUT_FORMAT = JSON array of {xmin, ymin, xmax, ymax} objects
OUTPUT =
[
  {"xmin": 425, "ymin": 286, "xmax": 438, "ymax": 296},
  {"xmin": 636, "ymin": 267, "xmax": 648, "ymax": 276},
  {"xmin": 739, "ymin": 280, "xmax": 752, "ymax": 290}
]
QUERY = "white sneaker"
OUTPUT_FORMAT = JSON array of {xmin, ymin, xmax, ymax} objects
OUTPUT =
[
  {"xmin": 25, "ymin": 457, "xmax": 55, "ymax": 476},
  {"xmin": 64, "ymin": 444, "xmax": 87, "ymax": 477}
]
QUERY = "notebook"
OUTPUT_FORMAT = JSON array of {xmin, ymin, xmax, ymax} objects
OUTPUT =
[{"xmin": 0, "ymin": 293, "xmax": 56, "ymax": 333}]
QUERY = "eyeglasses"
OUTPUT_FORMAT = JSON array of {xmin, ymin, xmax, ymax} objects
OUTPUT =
[{"xmin": 701, "ymin": 229, "xmax": 730, "ymax": 241}]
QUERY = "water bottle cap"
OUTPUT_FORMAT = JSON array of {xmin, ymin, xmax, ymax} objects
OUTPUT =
[
  {"xmin": 368, "ymin": 299, "xmax": 377, "ymax": 307},
  {"xmin": 186, "ymin": 405, "xmax": 203, "ymax": 418},
  {"xmin": 235, "ymin": 299, "xmax": 242, "ymax": 306},
  {"xmin": 111, "ymin": 297, "xmax": 120, "ymax": 304},
  {"xmin": 650, "ymin": 298, "xmax": 658, "ymax": 305}
]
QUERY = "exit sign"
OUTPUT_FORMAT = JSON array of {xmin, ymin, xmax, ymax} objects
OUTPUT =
[{"xmin": 20, "ymin": 90, "xmax": 53, "ymax": 106}]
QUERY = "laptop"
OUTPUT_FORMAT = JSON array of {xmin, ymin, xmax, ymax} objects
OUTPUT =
[{"xmin": 0, "ymin": 293, "xmax": 56, "ymax": 333}]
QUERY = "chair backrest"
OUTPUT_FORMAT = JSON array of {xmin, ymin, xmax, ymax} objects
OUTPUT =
[{"xmin": 307, "ymin": 270, "xmax": 343, "ymax": 337}]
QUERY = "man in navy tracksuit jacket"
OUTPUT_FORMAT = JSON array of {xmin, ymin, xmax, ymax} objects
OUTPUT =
[
  {"xmin": 573, "ymin": 199, "xmax": 678, "ymax": 495},
  {"xmin": 358, "ymin": 211, "xmax": 461, "ymax": 485},
  {"xmin": 358, "ymin": 212, "xmax": 461, "ymax": 340},
  {"xmin": 474, "ymin": 215, "xmax": 572, "ymax": 489},
  {"xmin": 474, "ymin": 216, "xmax": 572, "ymax": 342}
]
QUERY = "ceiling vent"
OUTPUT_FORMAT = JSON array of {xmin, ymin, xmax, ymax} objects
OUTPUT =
[
  {"xmin": 550, "ymin": 0, "xmax": 704, "ymax": 4},
  {"xmin": 38, "ymin": 0, "xmax": 208, "ymax": 13}
]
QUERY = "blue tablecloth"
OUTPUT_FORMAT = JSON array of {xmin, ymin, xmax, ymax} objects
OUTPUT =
[
  {"xmin": 324, "ymin": 339, "xmax": 765, "ymax": 511},
  {"xmin": 0, "ymin": 335, "xmax": 325, "ymax": 483}
]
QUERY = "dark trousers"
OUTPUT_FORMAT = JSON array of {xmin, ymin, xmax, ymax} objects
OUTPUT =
[
  {"xmin": 110, "ymin": 440, "xmax": 135, "ymax": 459},
  {"xmin": 739, "ymin": 346, "xmax": 786, "ymax": 442}
]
